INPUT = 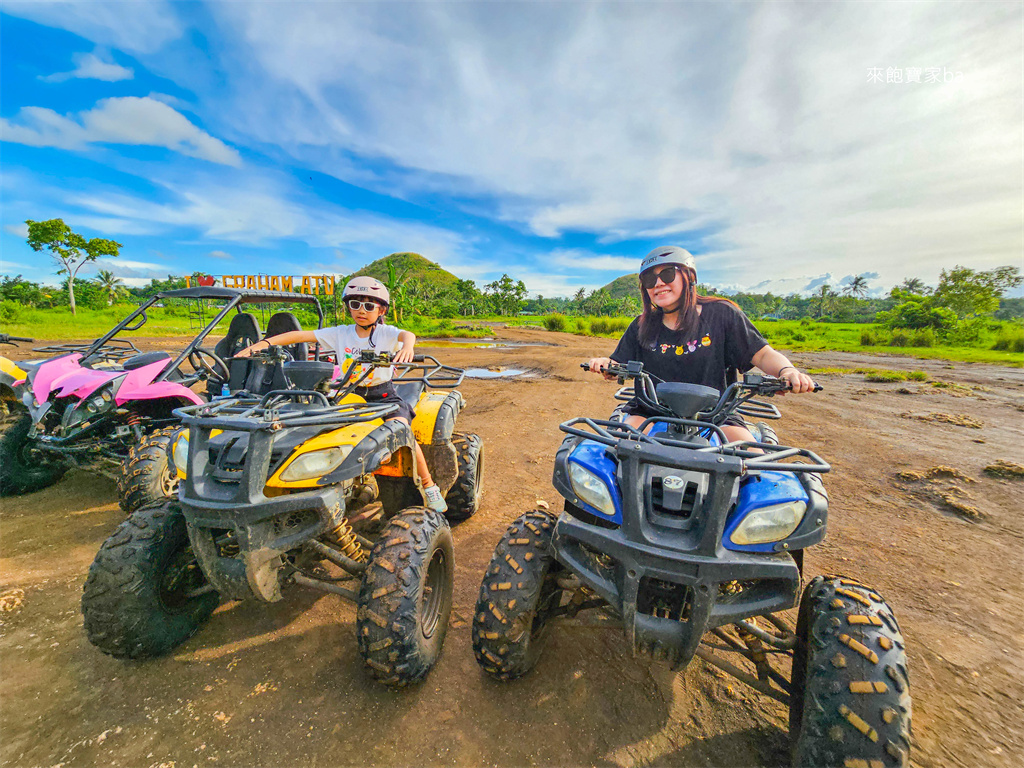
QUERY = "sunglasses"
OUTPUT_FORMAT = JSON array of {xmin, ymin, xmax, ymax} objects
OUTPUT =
[
  {"xmin": 640, "ymin": 265, "xmax": 681, "ymax": 290},
  {"xmin": 347, "ymin": 299, "xmax": 383, "ymax": 312}
]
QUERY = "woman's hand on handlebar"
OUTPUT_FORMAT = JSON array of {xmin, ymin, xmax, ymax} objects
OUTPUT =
[
  {"xmin": 779, "ymin": 367, "xmax": 817, "ymax": 394},
  {"xmin": 586, "ymin": 357, "xmax": 617, "ymax": 381}
]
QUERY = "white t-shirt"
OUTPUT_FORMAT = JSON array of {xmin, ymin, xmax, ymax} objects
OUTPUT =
[{"xmin": 314, "ymin": 322, "xmax": 403, "ymax": 386}]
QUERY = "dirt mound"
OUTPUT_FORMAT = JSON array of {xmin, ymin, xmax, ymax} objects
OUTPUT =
[
  {"xmin": 983, "ymin": 460, "xmax": 1024, "ymax": 479},
  {"xmin": 901, "ymin": 412, "xmax": 984, "ymax": 428},
  {"xmin": 894, "ymin": 466, "xmax": 981, "ymax": 518}
]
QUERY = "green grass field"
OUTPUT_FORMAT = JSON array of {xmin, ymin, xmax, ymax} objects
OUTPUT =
[
  {"xmin": 3, "ymin": 306, "xmax": 1021, "ymax": 367},
  {"xmin": 525, "ymin": 314, "xmax": 1023, "ymax": 366}
]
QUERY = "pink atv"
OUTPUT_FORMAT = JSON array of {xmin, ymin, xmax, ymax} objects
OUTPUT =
[{"xmin": 0, "ymin": 287, "xmax": 326, "ymax": 498}]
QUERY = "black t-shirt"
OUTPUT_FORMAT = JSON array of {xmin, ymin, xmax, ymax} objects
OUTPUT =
[{"xmin": 610, "ymin": 301, "xmax": 768, "ymax": 394}]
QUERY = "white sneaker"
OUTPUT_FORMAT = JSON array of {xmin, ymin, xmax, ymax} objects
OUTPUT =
[{"xmin": 423, "ymin": 484, "xmax": 448, "ymax": 513}]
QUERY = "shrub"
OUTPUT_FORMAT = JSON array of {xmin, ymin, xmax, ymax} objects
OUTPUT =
[
  {"xmin": 865, "ymin": 371, "xmax": 907, "ymax": 383},
  {"xmin": 907, "ymin": 371, "xmax": 929, "ymax": 381},
  {"xmin": 543, "ymin": 314, "xmax": 567, "ymax": 332},
  {"xmin": 889, "ymin": 330, "xmax": 910, "ymax": 347},
  {"xmin": 910, "ymin": 328, "xmax": 935, "ymax": 347},
  {"xmin": 791, "ymin": 331, "xmax": 807, "ymax": 342},
  {"xmin": 799, "ymin": 317, "xmax": 812, "ymax": 326},
  {"xmin": 860, "ymin": 329, "xmax": 877, "ymax": 346},
  {"xmin": 589, "ymin": 318, "xmax": 611, "ymax": 335},
  {"xmin": 992, "ymin": 324, "xmax": 1024, "ymax": 353},
  {"xmin": 0, "ymin": 300, "xmax": 22, "ymax": 323}
]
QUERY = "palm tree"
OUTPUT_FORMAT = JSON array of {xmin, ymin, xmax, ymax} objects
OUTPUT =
[
  {"xmin": 384, "ymin": 259, "xmax": 412, "ymax": 322},
  {"xmin": 899, "ymin": 277, "xmax": 929, "ymax": 295},
  {"xmin": 95, "ymin": 269, "xmax": 123, "ymax": 306},
  {"xmin": 812, "ymin": 284, "xmax": 838, "ymax": 319},
  {"xmin": 844, "ymin": 274, "xmax": 870, "ymax": 299}
]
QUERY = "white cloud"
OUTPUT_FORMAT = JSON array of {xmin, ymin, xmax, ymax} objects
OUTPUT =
[
  {"xmin": 0, "ymin": 97, "xmax": 242, "ymax": 166},
  {"xmin": 91, "ymin": 258, "xmax": 173, "ymax": 282},
  {"xmin": 208, "ymin": 250, "xmax": 232, "ymax": 259},
  {"xmin": 4, "ymin": 224, "xmax": 29, "ymax": 238},
  {"xmin": 2, "ymin": 1, "xmax": 183, "ymax": 54},
  {"xmin": 40, "ymin": 51, "xmax": 133, "ymax": 83},
  {"xmin": 202, "ymin": 2, "xmax": 1020, "ymax": 290}
]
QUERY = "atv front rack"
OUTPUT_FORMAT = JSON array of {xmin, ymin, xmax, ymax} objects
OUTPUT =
[
  {"xmin": 175, "ymin": 391, "xmax": 398, "ymax": 431},
  {"xmin": 559, "ymin": 416, "xmax": 830, "ymax": 474}
]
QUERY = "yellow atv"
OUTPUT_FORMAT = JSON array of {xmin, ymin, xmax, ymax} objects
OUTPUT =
[{"xmin": 81, "ymin": 351, "xmax": 481, "ymax": 687}]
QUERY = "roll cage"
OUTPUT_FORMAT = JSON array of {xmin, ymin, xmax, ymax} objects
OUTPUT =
[{"xmin": 32, "ymin": 287, "xmax": 325, "ymax": 384}]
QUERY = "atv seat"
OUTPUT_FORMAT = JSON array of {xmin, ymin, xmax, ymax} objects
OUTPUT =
[
  {"xmin": 394, "ymin": 381, "xmax": 426, "ymax": 407},
  {"xmin": 265, "ymin": 312, "xmax": 308, "ymax": 361},
  {"xmin": 214, "ymin": 313, "xmax": 261, "ymax": 360},
  {"xmin": 122, "ymin": 351, "xmax": 171, "ymax": 370},
  {"xmin": 655, "ymin": 382, "xmax": 720, "ymax": 419},
  {"xmin": 283, "ymin": 361, "xmax": 334, "ymax": 390}
]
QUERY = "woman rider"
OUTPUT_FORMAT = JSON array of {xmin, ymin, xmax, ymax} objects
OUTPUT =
[{"xmin": 586, "ymin": 246, "xmax": 817, "ymax": 443}]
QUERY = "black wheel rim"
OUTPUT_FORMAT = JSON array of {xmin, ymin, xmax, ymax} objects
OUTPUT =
[
  {"xmin": 420, "ymin": 547, "xmax": 448, "ymax": 639},
  {"xmin": 158, "ymin": 546, "xmax": 206, "ymax": 614},
  {"xmin": 160, "ymin": 463, "xmax": 178, "ymax": 496}
]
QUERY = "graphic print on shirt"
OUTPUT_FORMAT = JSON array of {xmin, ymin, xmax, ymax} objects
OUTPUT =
[{"xmin": 656, "ymin": 334, "xmax": 713, "ymax": 357}]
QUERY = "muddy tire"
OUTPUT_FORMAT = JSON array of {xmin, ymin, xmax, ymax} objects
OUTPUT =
[
  {"xmin": 356, "ymin": 507, "xmax": 454, "ymax": 687},
  {"xmin": 444, "ymin": 433, "xmax": 484, "ymax": 521},
  {"xmin": 82, "ymin": 502, "xmax": 219, "ymax": 659},
  {"xmin": 117, "ymin": 426, "xmax": 183, "ymax": 514},
  {"xmin": 472, "ymin": 508, "xmax": 561, "ymax": 680},
  {"xmin": 0, "ymin": 410, "xmax": 68, "ymax": 496},
  {"xmin": 751, "ymin": 421, "xmax": 779, "ymax": 445},
  {"xmin": 790, "ymin": 575, "xmax": 912, "ymax": 768}
]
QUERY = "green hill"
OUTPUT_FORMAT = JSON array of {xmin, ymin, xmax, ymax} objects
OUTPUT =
[
  {"xmin": 601, "ymin": 273, "xmax": 639, "ymax": 301},
  {"xmin": 347, "ymin": 252, "xmax": 460, "ymax": 289}
]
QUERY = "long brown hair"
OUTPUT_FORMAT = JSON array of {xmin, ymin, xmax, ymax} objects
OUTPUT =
[{"xmin": 637, "ymin": 266, "xmax": 739, "ymax": 348}]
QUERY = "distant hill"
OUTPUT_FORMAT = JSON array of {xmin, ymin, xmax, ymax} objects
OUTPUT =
[
  {"xmin": 600, "ymin": 273, "xmax": 639, "ymax": 300},
  {"xmin": 347, "ymin": 252, "xmax": 461, "ymax": 289}
]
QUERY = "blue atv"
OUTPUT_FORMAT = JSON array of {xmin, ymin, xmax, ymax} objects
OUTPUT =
[{"xmin": 473, "ymin": 361, "xmax": 911, "ymax": 768}]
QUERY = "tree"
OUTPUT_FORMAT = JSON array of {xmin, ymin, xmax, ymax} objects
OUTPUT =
[
  {"xmin": 94, "ymin": 269, "xmax": 124, "ymax": 306},
  {"xmin": 26, "ymin": 219, "xmax": 121, "ymax": 315},
  {"xmin": 933, "ymin": 265, "xmax": 1023, "ymax": 319},
  {"xmin": 811, "ymin": 284, "xmax": 838, "ymax": 319},
  {"xmin": 383, "ymin": 258, "xmax": 412, "ymax": 321},
  {"xmin": 843, "ymin": 274, "xmax": 870, "ymax": 299},
  {"xmin": 898, "ymin": 277, "xmax": 929, "ymax": 295},
  {"xmin": 484, "ymin": 274, "xmax": 528, "ymax": 316}
]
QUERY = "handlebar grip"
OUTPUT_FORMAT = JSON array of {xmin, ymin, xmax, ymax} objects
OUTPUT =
[
  {"xmin": 413, "ymin": 355, "xmax": 425, "ymax": 362},
  {"xmin": 580, "ymin": 363, "xmax": 591, "ymax": 371}
]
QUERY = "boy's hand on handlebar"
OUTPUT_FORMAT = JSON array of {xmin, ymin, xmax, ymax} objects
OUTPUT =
[
  {"xmin": 779, "ymin": 367, "xmax": 817, "ymax": 394},
  {"xmin": 586, "ymin": 357, "xmax": 617, "ymax": 381}
]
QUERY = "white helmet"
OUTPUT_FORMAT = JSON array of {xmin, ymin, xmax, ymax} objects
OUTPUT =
[
  {"xmin": 342, "ymin": 276, "xmax": 390, "ymax": 307},
  {"xmin": 640, "ymin": 246, "xmax": 696, "ymax": 274}
]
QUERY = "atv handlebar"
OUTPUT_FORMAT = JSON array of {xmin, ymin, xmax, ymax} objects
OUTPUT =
[
  {"xmin": 582, "ymin": 360, "xmax": 821, "ymax": 425},
  {"xmin": 0, "ymin": 334, "xmax": 33, "ymax": 345}
]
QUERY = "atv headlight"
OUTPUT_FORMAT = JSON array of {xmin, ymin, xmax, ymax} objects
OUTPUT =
[
  {"xmin": 279, "ymin": 446, "xmax": 353, "ymax": 483},
  {"xmin": 172, "ymin": 433, "xmax": 189, "ymax": 478},
  {"xmin": 568, "ymin": 461, "xmax": 616, "ymax": 516},
  {"xmin": 729, "ymin": 500, "xmax": 807, "ymax": 545}
]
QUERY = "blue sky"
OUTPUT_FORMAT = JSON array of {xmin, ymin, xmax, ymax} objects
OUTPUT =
[{"xmin": 1, "ymin": 2, "xmax": 1021, "ymax": 298}]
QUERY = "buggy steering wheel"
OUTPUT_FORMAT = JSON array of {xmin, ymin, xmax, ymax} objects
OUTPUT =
[{"xmin": 188, "ymin": 347, "xmax": 230, "ymax": 380}]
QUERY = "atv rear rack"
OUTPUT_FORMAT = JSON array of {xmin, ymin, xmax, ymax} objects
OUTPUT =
[
  {"xmin": 33, "ymin": 338, "xmax": 140, "ymax": 362},
  {"xmin": 559, "ymin": 416, "xmax": 830, "ymax": 474},
  {"xmin": 612, "ymin": 385, "xmax": 782, "ymax": 421}
]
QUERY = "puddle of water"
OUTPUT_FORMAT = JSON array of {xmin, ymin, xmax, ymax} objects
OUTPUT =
[
  {"xmin": 463, "ymin": 367, "xmax": 529, "ymax": 379},
  {"xmin": 420, "ymin": 337, "xmax": 553, "ymax": 348}
]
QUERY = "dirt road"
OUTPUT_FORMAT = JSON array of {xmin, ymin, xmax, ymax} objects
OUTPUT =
[{"xmin": 2, "ymin": 328, "xmax": 1022, "ymax": 768}]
